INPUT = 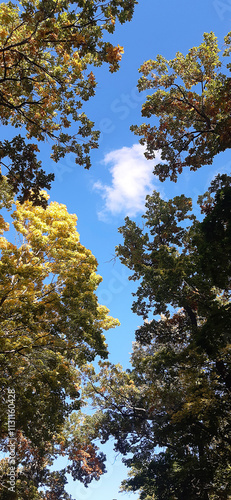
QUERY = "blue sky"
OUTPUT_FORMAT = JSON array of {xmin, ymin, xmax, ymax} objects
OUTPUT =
[{"xmin": 4, "ymin": 0, "xmax": 231, "ymax": 498}]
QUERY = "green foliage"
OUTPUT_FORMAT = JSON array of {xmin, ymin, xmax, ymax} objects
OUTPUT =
[
  {"xmin": 195, "ymin": 173, "xmax": 231, "ymax": 290},
  {"xmin": 79, "ymin": 176, "xmax": 231, "ymax": 499},
  {"xmin": 0, "ymin": 135, "xmax": 54, "ymax": 207}
]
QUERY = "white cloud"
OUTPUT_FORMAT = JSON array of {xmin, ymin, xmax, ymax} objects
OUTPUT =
[{"xmin": 93, "ymin": 144, "xmax": 162, "ymax": 220}]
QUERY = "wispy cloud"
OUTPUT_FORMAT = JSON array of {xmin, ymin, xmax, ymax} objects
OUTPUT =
[{"xmin": 93, "ymin": 144, "xmax": 162, "ymax": 220}]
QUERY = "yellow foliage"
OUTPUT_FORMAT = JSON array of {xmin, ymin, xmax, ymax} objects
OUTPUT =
[{"xmin": 0, "ymin": 191, "xmax": 119, "ymax": 364}]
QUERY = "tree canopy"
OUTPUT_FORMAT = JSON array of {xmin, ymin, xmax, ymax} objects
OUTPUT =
[
  {"xmin": 0, "ymin": 179, "xmax": 119, "ymax": 498},
  {"xmin": 131, "ymin": 32, "xmax": 231, "ymax": 181},
  {"xmin": 79, "ymin": 174, "xmax": 231, "ymax": 499},
  {"xmin": 1, "ymin": 15, "xmax": 231, "ymax": 500},
  {"xmin": 0, "ymin": 0, "xmax": 137, "ymax": 204}
]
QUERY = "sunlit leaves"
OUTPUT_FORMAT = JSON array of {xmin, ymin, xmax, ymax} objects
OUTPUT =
[
  {"xmin": 132, "ymin": 31, "xmax": 231, "ymax": 181},
  {"xmin": 0, "ymin": 184, "xmax": 119, "ymax": 497},
  {"xmin": 0, "ymin": 0, "xmax": 137, "ymax": 196}
]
